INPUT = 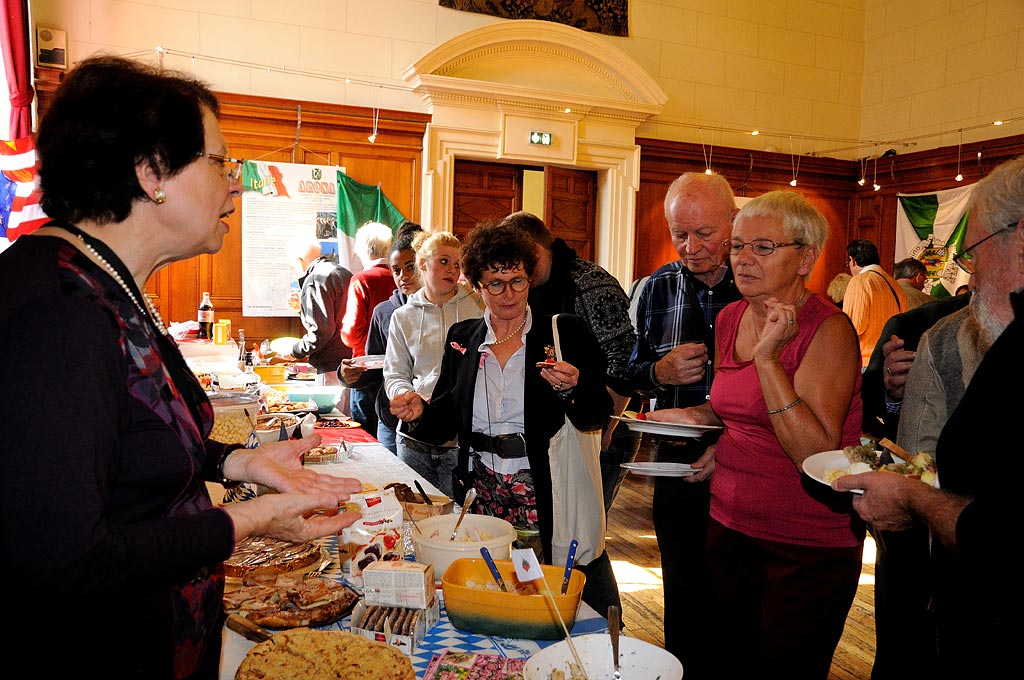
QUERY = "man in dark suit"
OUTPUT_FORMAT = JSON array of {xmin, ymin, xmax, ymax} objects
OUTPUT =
[{"xmin": 859, "ymin": 293, "xmax": 969, "ymax": 680}]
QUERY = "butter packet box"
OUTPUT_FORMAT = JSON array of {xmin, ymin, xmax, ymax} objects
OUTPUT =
[
  {"xmin": 362, "ymin": 560, "xmax": 434, "ymax": 609},
  {"xmin": 349, "ymin": 594, "xmax": 440, "ymax": 656}
]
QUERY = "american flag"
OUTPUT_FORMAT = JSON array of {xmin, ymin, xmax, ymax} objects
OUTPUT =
[{"xmin": 1, "ymin": 136, "xmax": 48, "ymax": 244}]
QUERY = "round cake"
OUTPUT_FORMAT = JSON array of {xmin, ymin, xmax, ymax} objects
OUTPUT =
[
  {"xmin": 235, "ymin": 629, "xmax": 415, "ymax": 680},
  {"xmin": 224, "ymin": 537, "xmax": 323, "ymax": 580}
]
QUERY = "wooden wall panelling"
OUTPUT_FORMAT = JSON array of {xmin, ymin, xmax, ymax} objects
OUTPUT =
[
  {"xmin": 121, "ymin": 91, "xmax": 428, "ymax": 349},
  {"xmin": 636, "ymin": 138, "xmax": 857, "ymax": 297},
  {"xmin": 852, "ymin": 134, "xmax": 1024, "ymax": 250}
]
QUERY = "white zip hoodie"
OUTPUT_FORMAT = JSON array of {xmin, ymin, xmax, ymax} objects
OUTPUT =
[{"xmin": 384, "ymin": 283, "xmax": 484, "ymax": 401}]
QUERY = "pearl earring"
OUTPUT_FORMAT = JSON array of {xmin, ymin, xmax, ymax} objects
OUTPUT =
[{"xmin": 153, "ymin": 188, "xmax": 166, "ymax": 204}]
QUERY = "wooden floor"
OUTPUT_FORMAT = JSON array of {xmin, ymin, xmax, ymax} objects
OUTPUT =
[{"xmin": 604, "ymin": 438, "xmax": 876, "ymax": 679}]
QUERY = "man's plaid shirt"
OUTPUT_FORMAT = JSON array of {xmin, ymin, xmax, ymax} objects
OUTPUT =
[{"xmin": 626, "ymin": 260, "xmax": 740, "ymax": 409}]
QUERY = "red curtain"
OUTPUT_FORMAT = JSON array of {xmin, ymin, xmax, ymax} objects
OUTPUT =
[{"xmin": 1, "ymin": 0, "xmax": 34, "ymax": 139}]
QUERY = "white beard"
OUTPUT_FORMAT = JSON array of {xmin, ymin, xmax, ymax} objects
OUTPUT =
[{"xmin": 969, "ymin": 292, "xmax": 1009, "ymax": 346}]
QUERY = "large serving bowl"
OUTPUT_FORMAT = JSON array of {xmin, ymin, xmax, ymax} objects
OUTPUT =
[
  {"xmin": 410, "ymin": 514, "xmax": 515, "ymax": 581},
  {"xmin": 524, "ymin": 633, "xmax": 683, "ymax": 680},
  {"xmin": 283, "ymin": 386, "xmax": 342, "ymax": 414},
  {"xmin": 442, "ymin": 558, "xmax": 585, "ymax": 640}
]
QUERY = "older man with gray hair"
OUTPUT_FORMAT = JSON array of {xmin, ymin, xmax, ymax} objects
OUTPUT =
[{"xmin": 835, "ymin": 154, "xmax": 1024, "ymax": 678}]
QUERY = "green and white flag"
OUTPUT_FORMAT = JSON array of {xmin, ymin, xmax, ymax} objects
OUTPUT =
[
  {"xmin": 336, "ymin": 171, "xmax": 406, "ymax": 271},
  {"xmin": 895, "ymin": 183, "xmax": 974, "ymax": 298}
]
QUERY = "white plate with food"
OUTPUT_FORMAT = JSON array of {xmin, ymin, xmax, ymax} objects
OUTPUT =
[
  {"xmin": 524, "ymin": 633, "xmax": 682, "ymax": 680},
  {"xmin": 621, "ymin": 462, "xmax": 697, "ymax": 477},
  {"xmin": 612, "ymin": 415, "xmax": 723, "ymax": 438},
  {"xmin": 804, "ymin": 445, "xmax": 937, "ymax": 494},
  {"xmin": 352, "ymin": 354, "xmax": 386, "ymax": 370}
]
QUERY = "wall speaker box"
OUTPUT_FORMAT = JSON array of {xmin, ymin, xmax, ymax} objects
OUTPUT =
[{"xmin": 36, "ymin": 27, "xmax": 67, "ymax": 69}]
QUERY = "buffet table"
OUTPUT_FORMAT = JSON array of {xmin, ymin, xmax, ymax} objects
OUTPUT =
[{"xmin": 218, "ymin": 435, "xmax": 608, "ymax": 679}]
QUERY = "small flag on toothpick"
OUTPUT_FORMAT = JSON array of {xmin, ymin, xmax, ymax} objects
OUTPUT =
[
  {"xmin": 510, "ymin": 548, "xmax": 590, "ymax": 679},
  {"xmin": 512, "ymin": 548, "xmax": 544, "ymax": 582}
]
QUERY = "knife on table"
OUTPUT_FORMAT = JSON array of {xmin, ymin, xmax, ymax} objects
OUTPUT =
[
  {"xmin": 414, "ymin": 480, "xmax": 434, "ymax": 505},
  {"xmin": 561, "ymin": 539, "xmax": 578, "ymax": 595},
  {"xmin": 227, "ymin": 613, "xmax": 272, "ymax": 643}
]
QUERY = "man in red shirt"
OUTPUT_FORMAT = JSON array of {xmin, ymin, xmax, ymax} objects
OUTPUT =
[{"xmin": 342, "ymin": 221, "xmax": 395, "ymax": 433}]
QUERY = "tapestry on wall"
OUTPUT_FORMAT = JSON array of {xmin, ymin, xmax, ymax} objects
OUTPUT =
[{"xmin": 439, "ymin": 0, "xmax": 628, "ymax": 38}]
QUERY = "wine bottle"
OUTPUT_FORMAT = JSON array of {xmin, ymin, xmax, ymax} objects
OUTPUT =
[{"xmin": 197, "ymin": 291, "xmax": 214, "ymax": 339}]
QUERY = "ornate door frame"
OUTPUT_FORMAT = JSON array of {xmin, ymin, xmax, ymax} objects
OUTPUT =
[{"xmin": 402, "ymin": 19, "xmax": 666, "ymax": 286}]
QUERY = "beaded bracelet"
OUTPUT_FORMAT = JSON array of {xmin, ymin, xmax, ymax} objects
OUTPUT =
[{"xmin": 766, "ymin": 396, "xmax": 802, "ymax": 415}]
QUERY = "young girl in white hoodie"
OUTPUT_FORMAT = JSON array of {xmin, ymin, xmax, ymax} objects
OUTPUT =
[{"xmin": 384, "ymin": 231, "xmax": 485, "ymax": 494}]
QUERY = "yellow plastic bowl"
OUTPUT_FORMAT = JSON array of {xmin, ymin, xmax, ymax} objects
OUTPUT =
[
  {"xmin": 442, "ymin": 558, "xmax": 585, "ymax": 640},
  {"xmin": 251, "ymin": 364, "xmax": 288, "ymax": 383}
]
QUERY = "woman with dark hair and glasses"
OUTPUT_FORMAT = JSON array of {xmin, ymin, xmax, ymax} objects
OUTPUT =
[
  {"xmin": 0, "ymin": 56, "xmax": 362, "ymax": 678},
  {"xmin": 649, "ymin": 190, "xmax": 864, "ymax": 678},
  {"xmin": 390, "ymin": 220, "xmax": 621, "ymax": 618}
]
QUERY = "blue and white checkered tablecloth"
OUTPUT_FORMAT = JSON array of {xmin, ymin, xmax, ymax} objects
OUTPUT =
[
  {"xmin": 220, "ymin": 577, "xmax": 607, "ymax": 679},
  {"xmin": 218, "ymin": 443, "xmax": 608, "ymax": 679}
]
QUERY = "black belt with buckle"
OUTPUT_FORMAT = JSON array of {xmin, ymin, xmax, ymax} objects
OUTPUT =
[{"xmin": 468, "ymin": 432, "xmax": 527, "ymax": 459}]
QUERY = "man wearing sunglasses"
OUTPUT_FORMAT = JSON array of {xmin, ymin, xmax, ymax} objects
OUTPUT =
[{"xmin": 836, "ymin": 154, "xmax": 1024, "ymax": 678}]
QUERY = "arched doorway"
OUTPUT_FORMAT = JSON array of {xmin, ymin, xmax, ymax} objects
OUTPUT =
[{"xmin": 402, "ymin": 19, "xmax": 666, "ymax": 286}]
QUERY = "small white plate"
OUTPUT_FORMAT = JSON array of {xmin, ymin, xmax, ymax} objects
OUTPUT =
[
  {"xmin": 621, "ymin": 462, "xmax": 697, "ymax": 478},
  {"xmin": 612, "ymin": 415, "xmax": 723, "ymax": 438},
  {"xmin": 352, "ymin": 354, "xmax": 385, "ymax": 370}
]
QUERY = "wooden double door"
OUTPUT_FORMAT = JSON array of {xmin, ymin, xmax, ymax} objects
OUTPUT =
[{"xmin": 452, "ymin": 160, "xmax": 597, "ymax": 260}]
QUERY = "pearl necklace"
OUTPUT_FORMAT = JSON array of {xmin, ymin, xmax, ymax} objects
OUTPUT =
[
  {"xmin": 490, "ymin": 312, "xmax": 528, "ymax": 345},
  {"xmin": 74, "ymin": 235, "xmax": 169, "ymax": 336}
]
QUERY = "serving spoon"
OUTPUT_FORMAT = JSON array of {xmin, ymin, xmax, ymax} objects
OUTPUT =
[{"xmin": 449, "ymin": 488, "xmax": 477, "ymax": 541}]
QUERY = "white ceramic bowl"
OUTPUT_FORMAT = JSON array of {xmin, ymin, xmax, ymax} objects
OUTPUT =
[
  {"xmin": 253, "ymin": 412, "xmax": 315, "ymax": 445},
  {"xmin": 524, "ymin": 634, "xmax": 683, "ymax": 680},
  {"xmin": 410, "ymin": 514, "xmax": 516, "ymax": 581}
]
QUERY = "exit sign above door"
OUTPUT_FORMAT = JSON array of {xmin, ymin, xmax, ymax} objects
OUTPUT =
[{"xmin": 529, "ymin": 131, "xmax": 552, "ymax": 145}]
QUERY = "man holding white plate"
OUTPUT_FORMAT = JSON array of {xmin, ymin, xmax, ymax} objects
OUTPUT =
[{"xmin": 624, "ymin": 172, "xmax": 742, "ymax": 679}]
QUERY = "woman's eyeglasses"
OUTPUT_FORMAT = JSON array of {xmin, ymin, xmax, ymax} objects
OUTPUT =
[
  {"xmin": 198, "ymin": 151, "xmax": 244, "ymax": 183},
  {"xmin": 725, "ymin": 239, "xmax": 804, "ymax": 256},
  {"xmin": 481, "ymin": 277, "xmax": 530, "ymax": 295},
  {"xmin": 953, "ymin": 223, "xmax": 1018, "ymax": 274}
]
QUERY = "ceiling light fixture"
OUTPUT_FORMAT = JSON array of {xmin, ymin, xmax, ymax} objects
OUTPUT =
[
  {"xmin": 700, "ymin": 127, "xmax": 714, "ymax": 175},
  {"xmin": 789, "ymin": 136, "xmax": 802, "ymax": 187},
  {"xmin": 955, "ymin": 129, "xmax": 964, "ymax": 182},
  {"xmin": 872, "ymin": 149, "xmax": 881, "ymax": 191},
  {"xmin": 751, "ymin": 130, "xmax": 759, "ymax": 136},
  {"xmin": 994, "ymin": 120, "xmax": 1004, "ymax": 126},
  {"xmin": 857, "ymin": 156, "xmax": 866, "ymax": 186},
  {"xmin": 368, "ymin": 86, "xmax": 381, "ymax": 144}
]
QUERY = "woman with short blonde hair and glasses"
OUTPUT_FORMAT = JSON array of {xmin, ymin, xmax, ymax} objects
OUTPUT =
[{"xmin": 650, "ymin": 190, "xmax": 864, "ymax": 678}]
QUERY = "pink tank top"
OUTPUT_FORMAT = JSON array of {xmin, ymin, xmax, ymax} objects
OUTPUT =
[{"xmin": 709, "ymin": 294, "xmax": 864, "ymax": 547}]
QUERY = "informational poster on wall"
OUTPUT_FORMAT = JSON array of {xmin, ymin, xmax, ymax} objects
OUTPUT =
[{"xmin": 239, "ymin": 161, "xmax": 349, "ymax": 317}]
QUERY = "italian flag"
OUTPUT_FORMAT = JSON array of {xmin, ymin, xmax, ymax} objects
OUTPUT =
[
  {"xmin": 336, "ymin": 171, "xmax": 406, "ymax": 271},
  {"xmin": 895, "ymin": 183, "xmax": 974, "ymax": 298}
]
